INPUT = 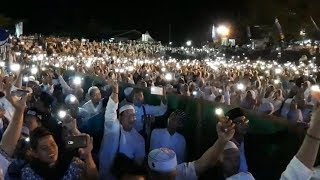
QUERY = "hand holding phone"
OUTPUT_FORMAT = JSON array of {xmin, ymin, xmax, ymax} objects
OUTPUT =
[{"xmin": 65, "ymin": 135, "xmax": 88, "ymax": 149}]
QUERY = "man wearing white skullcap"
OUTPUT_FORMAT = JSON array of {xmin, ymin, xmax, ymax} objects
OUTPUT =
[
  {"xmin": 148, "ymin": 118, "xmax": 236, "ymax": 180},
  {"xmin": 99, "ymin": 81, "xmax": 145, "ymax": 180},
  {"xmin": 119, "ymin": 87, "xmax": 134, "ymax": 108},
  {"xmin": 220, "ymin": 141, "xmax": 255, "ymax": 180}
]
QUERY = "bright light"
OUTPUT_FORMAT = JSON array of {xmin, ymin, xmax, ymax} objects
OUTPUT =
[
  {"xmin": 192, "ymin": 91, "xmax": 197, "ymax": 96},
  {"xmin": 31, "ymin": 67, "xmax": 38, "ymax": 75},
  {"xmin": 275, "ymin": 68, "xmax": 282, "ymax": 74},
  {"xmin": 186, "ymin": 40, "xmax": 192, "ymax": 46},
  {"xmin": 25, "ymin": 137, "xmax": 30, "ymax": 142},
  {"xmin": 169, "ymin": 42, "xmax": 172, "ymax": 45},
  {"xmin": 23, "ymin": 77, "xmax": 29, "ymax": 82},
  {"xmin": 69, "ymin": 66, "xmax": 75, "ymax": 71},
  {"xmin": 70, "ymin": 96, "xmax": 76, "ymax": 103},
  {"xmin": 161, "ymin": 67, "xmax": 166, "ymax": 72},
  {"xmin": 217, "ymin": 25, "xmax": 230, "ymax": 36},
  {"xmin": 73, "ymin": 76, "xmax": 82, "ymax": 85},
  {"xmin": 0, "ymin": 61, "xmax": 5, "ymax": 67},
  {"xmin": 165, "ymin": 73, "xmax": 173, "ymax": 81},
  {"xmin": 274, "ymin": 79, "xmax": 280, "ymax": 84},
  {"xmin": 237, "ymin": 83, "xmax": 245, "ymax": 91},
  {"xmin": 10, "ymin": 64, "xmax": 20, "ymax": 72},
  {"xmin": 311, "ymin": 85, "xmax": 320, "ymax": 92},
  {"xmin": 58, "ymin": 110, "xmax": 67, "ymax": 119},
  {"xmin": 215, "ymin": 108, "xmax": 224, "ymax": 116}
]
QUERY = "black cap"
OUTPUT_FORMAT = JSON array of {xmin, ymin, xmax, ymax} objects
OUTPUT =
[{"xmin": 225, "ymin": 108, "xmax": 245, "ymax": 121}]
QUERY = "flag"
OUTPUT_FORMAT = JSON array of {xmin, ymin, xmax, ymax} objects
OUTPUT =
[
  {"xmin": 310, "ymin": 16, "xmax": 320, "ymax": 31},
  {"xmin": 275, "ymin": 18, "xmax": 284, "ymax": 40},
  {"xmin": 247, "ymin": 26, "xmax": 251, "ymax": 38},
  {"xmin": 15, "ymin": 22, "xmax": 23, "ymax": 37},
  {"xmin": 212, "ymin": 25, "xmax": 217, "ymax": 40}
]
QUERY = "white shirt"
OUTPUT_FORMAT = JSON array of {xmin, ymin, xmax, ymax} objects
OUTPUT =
[
  {"xmin": 134, "ymin": 103, "xmax": 167, "ymax": 132},
  {"xmin": 176, "ymin": 161, "xmax": 197, "ymax": 180},
  {"xmin": 99, "ymin": 97, "xmax": 145, "ymax": 180},
  {"xmin": 0, "ymin": 97, "xmax": 15, "ymax": 122},
  {"xmin": 82, "ymin": 100, "xmax": 102, "ymax": 118},
  {"xmin": 150, "ymin": 128, "xmax": 186, "ymax": 164},
  {"xmin": 280, "ymin": 156, "xmax": 313, "ymax": 180}
]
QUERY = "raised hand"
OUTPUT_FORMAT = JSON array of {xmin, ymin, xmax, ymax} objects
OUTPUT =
[
  {"xmin": 216, "ymin": 116, "xmax": 235, "ymax": 142},
  {"xmin": 111, "ymin": 81, "xmax": 119, "ymax": 94},
  {"xmin": 78, "ymin": 134, "xmax": 93, "ymax": 159}
]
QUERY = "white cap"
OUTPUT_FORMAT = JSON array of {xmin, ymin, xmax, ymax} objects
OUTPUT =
[
  {"xmin": 148, "ymin": 148, "xmax": 177, "ymax": 173},
  {"xmin": 226, "ymin": 172, "xmax": 255, "ymax": 180},
  {"xmin": 119, "ymin": 104, "xmax": 135, "ymax": 114},
  {"xmin": 224, "ymin": 141, "xmax": 238, "ymax": 150},
  {"xmin": 124, "ymin": 87, "xmax": 134, "ymax": 97}
]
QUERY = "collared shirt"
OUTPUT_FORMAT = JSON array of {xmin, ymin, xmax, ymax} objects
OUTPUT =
[
  {"xmin": 82, "ymin": 100, "xmax": 102, "ymax": 118},
  {"xmin": 99, "ymin": 97, "xmax": 145, "ymax": 180},
  {"xmin": 280, "ymin": 156, "xmax": 313, "ymax": 180},
  {"xmin": 134, "ymin": 102, "xmax": 167, "ymax": 132},
  {"xmin": 176, "ymin": 161, "xmax": 197, "ymax": 180},
  {"xmin": 150, "ymin": 128, "xmax": 186, "ymax": 164}
]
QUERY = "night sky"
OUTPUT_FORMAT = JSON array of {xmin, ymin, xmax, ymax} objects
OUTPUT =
[{"xmin": 0, "ymin": 0, "xmax": 319, "ymax": 44}]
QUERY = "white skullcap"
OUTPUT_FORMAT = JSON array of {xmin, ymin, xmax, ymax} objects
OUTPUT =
[
  {"xmin": 124, "ymin": 87, "xmax": 134, "ymax": 97},
  {"xmin": 65, "ymin": 94, "xmax": 79, "ymax": 105},
  {"xmin": 148, "ymin": 148, "xmax": 177, "ymax": 173},
  {"xmin": 119, "ymin": 104, "xmax": 135, "ymax": 114},
  {"xmin": 224, "ymin": 141, "xmax": 238, "ymax": 150},
  {"xmin": 258, "ymin": 102, "xmax": 274, "ymax": 115}
]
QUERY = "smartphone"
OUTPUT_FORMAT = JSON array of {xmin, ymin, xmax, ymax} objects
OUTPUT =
[
  {"xmin": 151, "ymin": 86, "xmax": 163, "ymax": 96},
  {"xmin": 12, "ymin": 89, "xmax": 30, "ymax": 97},
  {"xmin": 65, "ymin": 135, "xmax": 87, "ymax": 149}
]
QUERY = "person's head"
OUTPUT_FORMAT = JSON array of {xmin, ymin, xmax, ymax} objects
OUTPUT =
[
  {"xmin": 41, "ymin": 73, "xmax": 52, "ymax": 85},
  {"xmin": 225, "ymin": 108, "xmax": 249, "ymax": 137},
  {"xmin": 64, "ymin": 94, "xmax": 80, "ymax": 109},
  {"xmin": 220, "ymin": 141, "xmax": 240, "ymax": 178},
  {"xmin": 148, "ymin": 148, "xmax": 177, "ymax": 180},
  {"xmin": 246, "ymin": 90, "xmax": 255, "ymax": 100},
  {"xmin": 24, "ymin": 110, "xmax": 42, "ymax": 132},
  {"xmin": 167, "ymin": 110, "xmax": 186, "ymax": 132},
  {"xmin": 124, "ymin": 87, "xmax": 134, "ymax": 102},
  {"xmin": 88, "ymin": 86, "xmax": 101, "ymax": 104},
  {"xmin": 133, "ymin": 89, "xmax": 144, "ymax": 107},
  {"xmin": 30, "ymin": 127, "xmax": 58, "ymax": 165},
  {"xmin": 119, "ymin": 105, "xmax": 136, "ymax": 131}
]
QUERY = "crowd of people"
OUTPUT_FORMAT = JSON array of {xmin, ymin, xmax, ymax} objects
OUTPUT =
[{"xmin": 0, "ymin": 36, "xmax": 319, "ymax": 179}]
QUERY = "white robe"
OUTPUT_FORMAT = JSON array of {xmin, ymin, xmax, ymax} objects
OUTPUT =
[
  {"xmin": 99, "ymin": 97, "xmax": 145, "ymax": 180},
  {"xmin": 150, "ymin": 128, "xmax": 186, "ymax": 164},
  {"xmin": 82, "ymin": 100, "xmax": 102, "ymax": 118}
]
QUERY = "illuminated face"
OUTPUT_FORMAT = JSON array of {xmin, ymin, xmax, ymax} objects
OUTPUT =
[
  {"xmin": 120, "ymin": 109, "xmax": 136, "ymax": 131},
  {"xmin": 33, "ymin": 135, "xmax": 58, "ymax": 165},
  {"xmin": 91, "ymin": 89, "xmax": 102, "ymax": 104}
]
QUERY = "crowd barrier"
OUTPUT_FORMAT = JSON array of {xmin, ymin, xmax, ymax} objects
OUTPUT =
[{"xmin": 63, "ymin": 70, "xmax": 310, "ymax": 180}]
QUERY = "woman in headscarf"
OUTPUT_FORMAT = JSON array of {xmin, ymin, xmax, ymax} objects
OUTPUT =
[
  {"xmin": 271, "ymin": 89, "xmax": 285, "ymax": 112},
  {"xmin": 240, "ymin": 90, "xmax": 257, "ymax": 110},
  {"xmin": 287, "ymin": 99, "xmax": 303, "ymax": 123}
]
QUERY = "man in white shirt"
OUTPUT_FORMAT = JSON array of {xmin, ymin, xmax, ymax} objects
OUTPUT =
[
  {"xmin": 280, "ymin": 107, "xmax": 320, "ymax": 180},
  {"xmin": 82, "ymin": 86, "xmax": 103, "ymax": 118},
  {"xmin": 132, "ymin": 89, "xmax": 167, "ymax": 133},
  {"xmin": 99, "ymin": 81, "xmax": 145, "ymax": 180},
  {"xmin": 147, "ymin": 118, "xmax": 236, "ymax": 180},
  {"xmin": 150, "ymin": 110, "xmax": 187, "ymax": 164}
]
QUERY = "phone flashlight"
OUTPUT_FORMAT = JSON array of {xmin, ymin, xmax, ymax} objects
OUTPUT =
[
  {"xmin": 58, "ymin": 110, "xmax": 67, "ymax": 119},
  {"xmin": 215, "ymin": 108, "xmax": 224, "ymax": 116}
]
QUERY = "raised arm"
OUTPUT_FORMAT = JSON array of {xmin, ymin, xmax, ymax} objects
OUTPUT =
[
  {"xmin": 0, "ymin": 92, "xmax": 27, "ymax": 157},
  {"xmin": 194, "ymin": 118, "xmax": 235, "ymax": 176},
  {"xmin": 58, "ymin": 75, "xmax": 72, "ymax": 93},
  {"xmin": 104, "ymin": 81, "xmax": 119, "ymax": 124},
  {"xmin": 280, "ymin": 107, "xmax": 320, "ymax": 180},
  {"xmin": 79, "ymin": 134, "xmax": 99, "ymax": 180}
]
